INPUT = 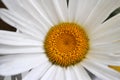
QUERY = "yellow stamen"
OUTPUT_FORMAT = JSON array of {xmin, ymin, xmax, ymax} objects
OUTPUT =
[{"xmin": 44, "ymin": 23, "xmax": 89, "ymax": 67}]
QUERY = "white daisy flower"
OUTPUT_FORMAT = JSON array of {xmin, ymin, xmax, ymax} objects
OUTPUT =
[{"xmin": 0, "ymin": 0, "xmax": 120, "ymax": 80}]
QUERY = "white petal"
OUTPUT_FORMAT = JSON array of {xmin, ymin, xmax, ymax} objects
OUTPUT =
[
  {"xmin": 28, "ymin": 0, "xmax": 53, "ymax": 26},
  {"xmin": 0, "ymin": 46, "xmax": 45, "ymax": 54},
  {"xmin": 51, "ymin": 0, "xmax": 68, "ymax": 22},
  {"xmin": 2, "ymin": 0, "xmax": 24, "ymax": 13},
  {"xmin": 91, "ymin": 14, "xmax": 120, "ymax": 35},
  {"xmin": 4, "ymin": 76, "xmax": 11, "ymax": 80},
  {"xmin": 0, "ymin": 31, "xmax": 44, "ymax": 54},
  {"xmin": 23, "ymin": 62, "xmax": 52, "ymax": 80},
  {"xmin": 93, "ymin": 77, "xmax": 103, "ymax": 80},
  {"xmin": 40, "ymin": 0, "xmax": 59, "ymax": 24},
  {"xmin": 68, "ymin": 0, "xmax": 98, "ymax": 23},
  {"xmin": 0, "ymin": 54, "xmax": 48, "ymax": 76},
  {"xmin": 41, "ymin": 65, "xmax": 57, "ymax": 80},
  {"xmin": 41, "ymin": 0, "xmax": 68, "ymax": 24},
  {"xmin": 83, "ymin": 0, "xmax": 120, "ymax": 34},
  {"xmin": 0, "ymin": 9, "xmax": 45, "ymax": 41},
  {"xmin": 90, "ymin": 41, "xmax": 120, "ymax": 53},
  {"xmin": 81, "ymin": 59, "xmax": 120, "ymax": 80},
  {"xmin": 65, "ymin": 67, "xmax": 72, "ymax": 80},
  {"xmin": 72, "ymin": 65, "xmax": 92, "ymax": 80},
  {"xmin": 91, "ymin": 37, "xmax": 120, "ymax": 48},
  {"xmin": 22, "ymin": 71, "xmax": 28, "ymax": 78},
  {"xmin": 91, "ymin": 14, "xmax": 120, "ymax": 45},
  {"xmin": 0, "ymin": 30, "xmax": 43, "ymax": 46},
  {"xmin": 17, "ymin": 0, "xmax": 52, "ymax": 32},
  {"xmin": 64, "ymin": 67, "xmax": 87, "ymax": 80},
  {"xmin": 91, "ymin": 30, "xmax": 120, "ymax": 45},
  {"xmin": 54, "ymin": 67, "xmax": 65, "ymax": 80},
  {"xmin": 68, "ymin": 0, "xmax": 78, "ymax": 22},
  {"xmin": 88, "ymin": 48, "xmax": 116, "ymax": 55},
  {"xmin": 2, "ymin": 0, "xmax": 48, "ymax": 34},
  {"xmin": 87, "ymin": 52, "xmax": 120, "ymax": 65}
]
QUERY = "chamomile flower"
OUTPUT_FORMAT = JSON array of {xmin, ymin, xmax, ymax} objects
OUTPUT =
[{"xmin": 0, "ymin": 0, "xmax": 120, "ymax": 80}]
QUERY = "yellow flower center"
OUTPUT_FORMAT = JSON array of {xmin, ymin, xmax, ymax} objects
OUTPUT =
[{"xmin": 44, "ymin": 23, "xmax": 89, "ymax": 67}]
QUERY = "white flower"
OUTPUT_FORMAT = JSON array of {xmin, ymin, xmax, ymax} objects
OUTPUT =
[{"xmin": 0, "ymin": 0, "xmax": 120, "ymax": 80}]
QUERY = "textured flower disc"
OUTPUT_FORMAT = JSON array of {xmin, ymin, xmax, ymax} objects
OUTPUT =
[{"xmin": 44, "ymin": 23, "xmax": 89, "ymax": 67}]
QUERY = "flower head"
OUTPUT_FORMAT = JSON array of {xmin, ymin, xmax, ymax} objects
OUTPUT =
[{"xmin": 0, "ymin": 0, "xmax": 120, "ymax": 80}]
